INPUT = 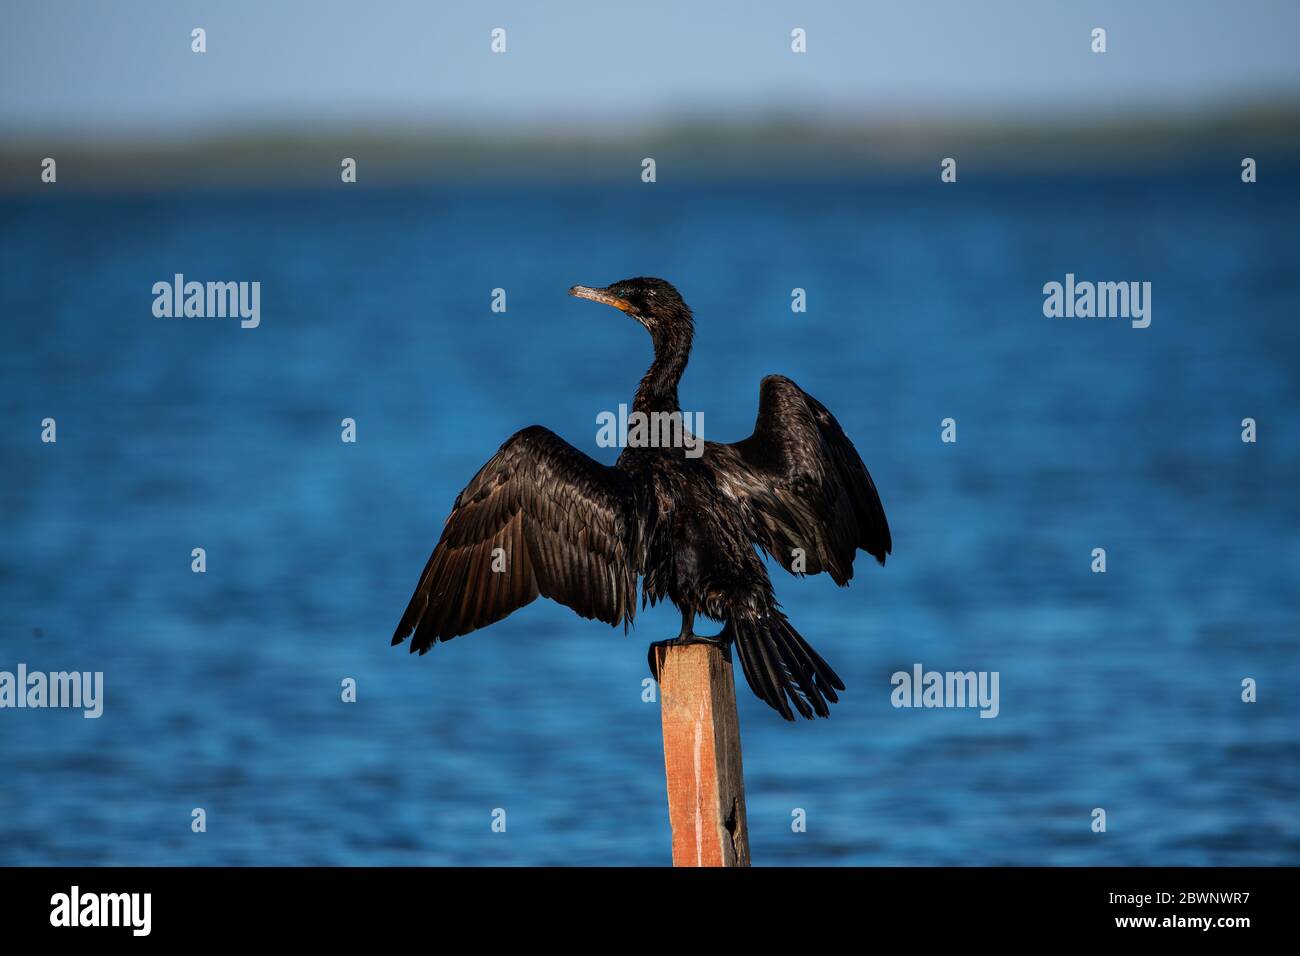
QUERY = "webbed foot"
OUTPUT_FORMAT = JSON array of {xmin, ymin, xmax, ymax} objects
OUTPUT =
[{"xmin": 647, "ymin": 632, "xmax": 729, "ymax": 681}]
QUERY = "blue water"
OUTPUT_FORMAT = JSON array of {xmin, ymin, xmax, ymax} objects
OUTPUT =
[{"xmin": 1, "ymin": 169, "xmax": 1298, "ymax": 865}]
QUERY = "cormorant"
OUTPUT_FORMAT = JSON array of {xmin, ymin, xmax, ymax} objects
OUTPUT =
[{"xmin": 392, "ymin": 277, "xmax": 891, "ymax": 720}]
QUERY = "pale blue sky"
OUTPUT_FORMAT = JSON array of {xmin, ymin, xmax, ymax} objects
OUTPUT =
[{"xmin": 2, "ymin": 0, "xmax": 1298, "ymax": 135}]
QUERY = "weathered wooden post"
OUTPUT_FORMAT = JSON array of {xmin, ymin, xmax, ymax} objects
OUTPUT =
[{"xmin": 653, "ymin": 643, "xmax": 751, "ymax": 866}]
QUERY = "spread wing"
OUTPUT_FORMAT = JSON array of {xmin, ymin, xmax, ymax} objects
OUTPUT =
[
  {"xmin": 392, "ymin": 425, "xmax": 642, "ymax": 653},
  {"xmin": 711, "ymin": 375, "xmax": 891, "ymax": 584}
]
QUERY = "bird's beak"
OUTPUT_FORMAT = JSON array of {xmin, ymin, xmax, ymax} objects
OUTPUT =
[{"xmin": 569, "ymin": 285, "xmax": 634, "ymax": 313}]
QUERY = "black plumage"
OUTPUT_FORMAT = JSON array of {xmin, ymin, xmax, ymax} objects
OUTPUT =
[{"xmin": 392, "ymin": 277, "xmax": 891, "ymax": 720}]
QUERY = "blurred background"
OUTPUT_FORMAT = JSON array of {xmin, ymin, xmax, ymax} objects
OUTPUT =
[{"xmin": 1, "ymin": 0, "xmax": 1298, "ymax": 865}]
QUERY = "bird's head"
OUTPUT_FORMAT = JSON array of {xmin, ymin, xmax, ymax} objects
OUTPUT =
[{"xmin": 568, "ymin": 277, "xmax": 693, "ymax": 345}]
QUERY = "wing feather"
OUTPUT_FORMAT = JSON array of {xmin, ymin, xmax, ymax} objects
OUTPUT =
[
  {"xmin": 713, "ymin": 375, "xmax": 891, "ymax": 584},
  {"xmin": 393, "ymin": 425, "xmax": 640, "ymax": 652}
]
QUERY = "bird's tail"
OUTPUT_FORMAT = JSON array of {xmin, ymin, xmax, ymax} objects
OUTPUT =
[{"xmin": 728, "ymin": 613, "xmax": 845, "ymax": 721}]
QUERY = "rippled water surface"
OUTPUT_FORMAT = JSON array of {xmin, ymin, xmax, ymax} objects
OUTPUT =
[{"xmin": 1, "ymin": 170, "xmax": 1297, "ymax": 864}]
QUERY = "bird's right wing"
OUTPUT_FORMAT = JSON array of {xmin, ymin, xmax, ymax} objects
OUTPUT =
[
  {"xmin": 392, "ymin": 425, "xmax": 642, "ymax": 653},
  {"xmin": 712, "ymin": 374, "xmax": 891, "ymax": 584}
]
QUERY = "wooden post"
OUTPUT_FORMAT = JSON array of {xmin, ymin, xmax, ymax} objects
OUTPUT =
[{"xmin": 653, "ymin": 642, "xmax": 751, "ymax": 866}]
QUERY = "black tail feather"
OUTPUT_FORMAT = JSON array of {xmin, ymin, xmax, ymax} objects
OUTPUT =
[
  {"xmin": 731, "ymin": 619, "xmax": 796, "ymax": 720},
  {"xmin": 729, "ymin": 614, "xmax": 843, "ymax": 720}
]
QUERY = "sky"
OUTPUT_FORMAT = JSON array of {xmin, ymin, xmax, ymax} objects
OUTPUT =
[{"xmin": 2, "ymin": 0, "xmax": 1299, "ymax": 136}]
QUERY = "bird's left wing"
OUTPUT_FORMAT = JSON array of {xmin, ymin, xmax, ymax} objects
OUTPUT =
[{"xmin": 392, "ymin": 425, "xmax": 642, "ymax": 653}]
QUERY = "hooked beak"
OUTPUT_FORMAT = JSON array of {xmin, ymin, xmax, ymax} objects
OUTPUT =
[{"xmin": 569, "ymin": 284, "xmax": 635, "ymax": 313}]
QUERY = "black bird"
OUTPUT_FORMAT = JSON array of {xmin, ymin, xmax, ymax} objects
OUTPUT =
[{"xmin": 392, "ymin": 277, "xmax": 891, "ymax": 720}]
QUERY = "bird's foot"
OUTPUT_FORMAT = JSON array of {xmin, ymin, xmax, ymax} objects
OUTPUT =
[{"xmin": 647, "ymin": 632, "xmax": 729, "ymax": 682}]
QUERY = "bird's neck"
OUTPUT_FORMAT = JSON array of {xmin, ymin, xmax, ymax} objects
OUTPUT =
[{"xmin": 633, "ymin": 333, "xmax": 690, "ymax": 416}]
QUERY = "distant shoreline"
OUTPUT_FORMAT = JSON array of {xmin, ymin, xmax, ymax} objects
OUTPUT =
[{"xmin": 3, "ymin": 103, "xmax": 1298, "ymax": 193}]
